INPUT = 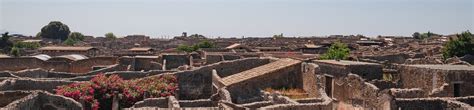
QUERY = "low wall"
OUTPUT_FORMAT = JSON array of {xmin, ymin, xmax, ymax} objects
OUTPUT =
[
  {"xmin": 175, "ymin": 58, "xmax": 271, "ymax": 100},
  {"xmin": 227, "ymin": 62, "xmax": 302, "ymax": 104},
  {"xmin": 399, "ymin": 65, "xmax": 474, "ymax": 97},
  {"xmin": 2, "ymin": 91, "xmax": 82, "ymax": 110},
  {"xmin": 393, "ymin": 98, "xmax": 472, "ymax": 109},
  {"xmin": 388, "ymin": 88, "xmax": 424, "ymax": 98},
  {"xmin": 0, "ymin": 78, "xmax": 75, "ymax": 93},
  {"xmin": 132, "ymin": 97, "xmax": 168, "ymax": 108},
  {"xmin": 360, "ymin": 53, "xmax": 410, "ymax": 64}
]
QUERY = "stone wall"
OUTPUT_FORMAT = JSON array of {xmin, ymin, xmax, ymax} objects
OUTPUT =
[
  {"xmin": 0, "ymin": 57, "xmax": 45, "ymax": 71},
  {"xmin": 178, "ymin": 99, "xmax": 217, "ymax": 107},
  {"xmin": 175, "ymin": 58, "xmax": 271, "ymax": 100},
  {"xmin": 314, "ymin": 60, "xmax": 383, "ymax": 80},
  {"xmin": 399, "ymin": 65, "xmax": 474, "ymax": 97},
  {"xmin": 70, "ymin": 57, "xmax": 118, "ymax": 73},
  {"xmin": 2, "ymin": 91, "xmax": 82, "ymax": 110},
  {"xmin": 0, "ymin": 91, "xmax": 32, "ymax": 107},
  {"xmin": 328, "ymin": 74, "xmax": 390, "ymax": 109},
  {"xmin": 227, "ymin": 62, "xmax": 302, "ymax": 104},
  {"xmin": 0, "ymin": 78, "xmax": 75, "ymax": 93},
  {"xmin": 205, "ymin": 54, "xmax": 224, "ymax": 65},
  {"xmin": 393, "ymin": 98, "xmax": 472, "ymax": 109},
  {"xmin": 13, "ymin": 68, "xmax": 78, "ymax": 78},
  {"xmin": 132, "ymin": 97, "xmax": 168, "ymax": 108},
  {"xmin": 162, "ymin": 54, "xmax": 190, "ymax": 70},
  {"xmin": 0, "ymin": 57, "xmax": 118, "ymax": 73},
  {"xmin": 360, "ymin": 53, "xmax": 410, "ymax": 64},
  {"xmin": 387, "ymin": 88, "xmax": 424, "ymax": 98},
  {"xmin": 301, "ymin": 62, "xmax": 319, "ymax": 97}
]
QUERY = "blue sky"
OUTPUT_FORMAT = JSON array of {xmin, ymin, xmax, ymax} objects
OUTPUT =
[{"xmin": 1, "ymin": 0, "xmax": 473, "ymax": 38}]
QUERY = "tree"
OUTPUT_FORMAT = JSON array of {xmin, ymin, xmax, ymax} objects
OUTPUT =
[
  {"xmin": 13, "ymin": 42, "xmax": 40, "ymax": 49},
  {"xmin": 412, "ymin": 32, "xmax": 421, "ymax": 39},
  {"xmin": 442, "ymin": 31, "xmax": 474, "ymax": 59},
  {"xmin": 68, "ymin": 32, "xmax": 85, "ymax": 41},
  {"xmin": 0, "ymin": 32, "xmax": 13, "ymax": 53},
  {"xmin": 176, "ymin": 45, "xmax": 195, "ymax": 52},
  {"xmin": 40, "ymin": 21, "xmax": 71, "ymax": 41},
  {"xmin": 176, "ymin": 40, "xmax": 216, "ymax": 52},
  {"xmin": 10, "ymin": 47, "xmax": 20, "ymax": 57},
  {"xmin": 320, "ymin": 41, "xmax": 350, "ymax": 60},
  {"xmin": 105, "ymin": 32, "xmax": 117, "ymax": 39},
  {"xmin": 63, "ymin": 37, "xmax": 77, "ymax": 46},
  {"xmin": 195, "ymin": 40, "xmax": 215, "ymax": 48},
  {"xmin": 35, "ymin": 32, "xmax": 42, "ymax": 38},
  {"xmin": 273, "ymin": 33, "xmax": 284, "ymax": 38}
]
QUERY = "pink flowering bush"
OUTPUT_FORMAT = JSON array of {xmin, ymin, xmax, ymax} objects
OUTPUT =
[{"xmin": 55, "ymin": 74, "xmax": 178, "ymax": 110}]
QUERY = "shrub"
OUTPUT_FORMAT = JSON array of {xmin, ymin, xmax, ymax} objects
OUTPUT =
[
  {"xmin": 320, "ymin": 41, "xmax": 350, "ymax": 60},
  {"xmin": 56, "ymin": 74, "xmax": 178, "ymax": 110},
  {"xmin": 442, "ymin": 31, "xmax": 473, "ymax": 59}
]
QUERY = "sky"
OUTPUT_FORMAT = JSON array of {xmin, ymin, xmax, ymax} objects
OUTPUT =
[{"xmin": 1, "ymin": 0, "xmax": 473, "ymax": 38}]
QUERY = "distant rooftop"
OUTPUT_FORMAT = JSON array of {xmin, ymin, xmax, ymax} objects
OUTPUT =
[
  {"xmin": 128, "ymin": 47, "xmax": 153, "ymax": 52},
  {"xmin": 314, "ymin": 60, "xmax": 380, "ymax": 66},
  {"xmin": 39, "ymin": 46, "xmax": 96, "ymax": 51},
  {"xmin": 406, "ymin": 65, "xmax": 474, "ymax": 71}
]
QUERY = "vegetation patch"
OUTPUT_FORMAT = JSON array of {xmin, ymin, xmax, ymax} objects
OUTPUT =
[{"xmin": 55, "ymin": 74, "xmax": 178, "ymax": 110}]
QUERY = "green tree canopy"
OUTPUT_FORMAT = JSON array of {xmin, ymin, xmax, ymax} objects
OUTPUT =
[
  {"xmin": 63, "ymin": 38, "xmax": 77, "ymax": 46},
  {"xmin": 177, "ymin": 40, "xmax": 216, "ymax": 52},
  {"xmin": 105, "ymin": 32, "xmax": 117, "ymax": 39},
  {"xmin": 13, "ymin": 42, "xmax": 40, "ymax": 49},
  {"xmin": 273, "ymin": 33, "xmax": 284, "ymax": 38},
  {"xmin": 412, "ymin": 32, "xmax": 421, "ymax": 39},
  {"xmin": 0, "ymin": 32, "xmax": 13, "ymax": 53},
  {"xmin": 68, "ymin": 32, "xmax": 85, "ymax": 41},
  {"xmin": 10, "ymin": 47, "xmax": 20, "ymax": 57},
  {"xmin": 320, "ymin": 41, "xmax": 350, "ymax": 60},
  {"xmin": 442, "ymin": 31, "xmax": 474, "ymax": 59},
  {"xmin": 176, "ymin": 45, "xmax": 196, "ymax": 53},
  {"xmin": 40, "ymin": 21, "xmax": 71, "ymax": 41},
  {"xmin": 195, "ymin": 40, "xmax": 215, "ymax": 48}
]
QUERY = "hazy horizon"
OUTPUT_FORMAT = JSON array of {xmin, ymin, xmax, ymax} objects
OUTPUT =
[{"xmin": 1, "ymin": 0, "xmax": 473, "ymax": 38}]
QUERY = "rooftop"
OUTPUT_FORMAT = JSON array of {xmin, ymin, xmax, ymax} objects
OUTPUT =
[
  {"xmin": 406, "ymin": 65, "xmax": 474, "ymax": 71},
  {"xmin": 314, "ymin": 60, "xmax": 380, "ymax": 66},
  {"xmin": 128, "ymin": 47, "xmax": 153, "ymax": 52},
  {"xmin": 39, "ymin": 46, "xmax": 96, "ymax": 51}
]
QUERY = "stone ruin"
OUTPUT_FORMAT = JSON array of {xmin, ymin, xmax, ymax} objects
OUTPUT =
[{"xmin": 0, "ymin": 51, "xmax": 472, "ymax": 109}]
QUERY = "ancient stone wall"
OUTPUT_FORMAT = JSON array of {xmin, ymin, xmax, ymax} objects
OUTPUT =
[
  {"xmin": 0, "ymin": 57, "xmax": 118, "ymax": 73},
  {"xmin": 0, "ymin": 78, "xmax": 75, "ymax": 93},
  {"xmin": 399, "ymin": 65, "xmax": 474, "ymax": 97},
  {"xmin": 329, "ymin": 74, "xmax": 389, "ymax": 109},
  {"xmin": 162, "ymin": 54, "xmax": 190, "ymax": 70},
  {"xmin": 0, "ymin": 58, "xmax": 44, "ymax": 71},
  {"xmin": 315, "ymin": 60, "xmax": 383, "ymax": 80},
  {"xmin": 301, "ymin": 63, "xmax": 319, "ymax": 97},
  {"xmin": 393, "ymin": 98, "xmax": 472, "ymax": 109},
  {"xmin": 178, "ymin": 99, "xmax": 217, "ymax": 107},
  {"xmin": 175, "ymin": 58, "xmax": 270, "ymax": 100},
  {"xmin": 2, "ymin": 91, "xmax": 82, "ymax": 110},
  {"xmin": 70, "ymin": 57, "xmax": 118, "ymax": 73},
  {"xmin": 13, "ymin": 68, "xmax": 78, "ymax": 78},
  {"xmin": 369, "ymin": 80, "xmax": 398, "ymax": 90},
  {"xmin": 205, "ymin": 54, "xmax": 224, "ymax": 65},
  {"xmin": 132, "ymin": 97, "xmax": 168, "ymax": 108},
  {"xmin": 227, "ymin": 63, "xmax": 302, "ymax": 103},
  {"xmin": 387, "ymin": 88, "xmax": 424, "ymax": 98},
  {"xmin": 360, "ymin": 53, "xmax": 410, "ymax": 64},
  {"xmin": 0, "ymin": 91, "xmax": 32, "ymax": 107}
]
